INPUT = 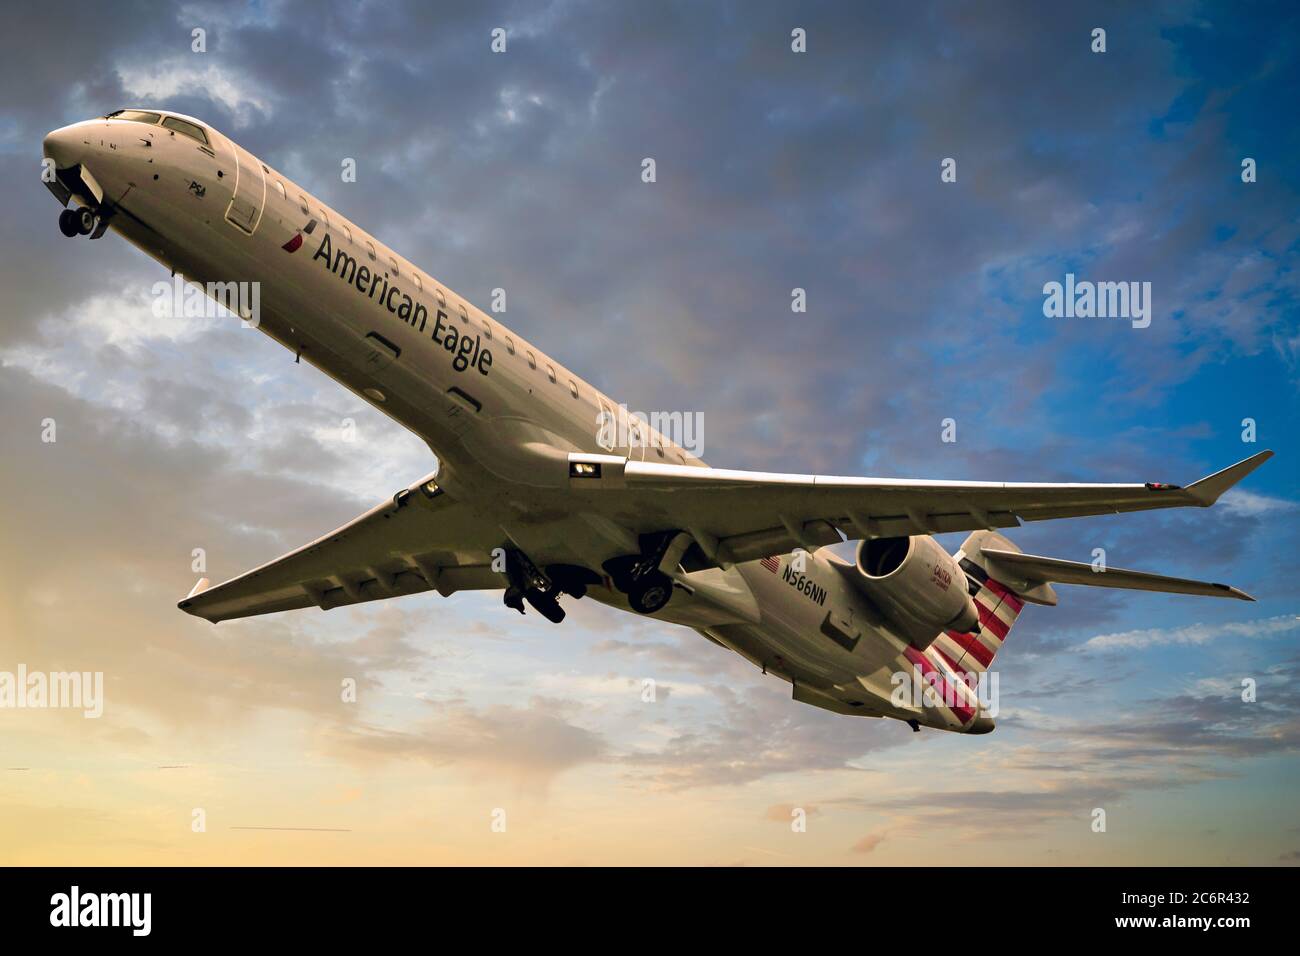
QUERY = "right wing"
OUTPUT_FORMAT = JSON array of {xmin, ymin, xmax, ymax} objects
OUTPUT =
[
  {"xmin": 574, "ymin": 450, "xmax": 1274, "ymax": 565},
  {"xmin": 179, "ymin": 474, "xmax": 506, "ymax": 623}
]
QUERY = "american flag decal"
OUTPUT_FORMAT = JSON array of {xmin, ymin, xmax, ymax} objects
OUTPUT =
[{"xmin": 760, "ymin": 555, "xmax": 781, "ymax": 574}]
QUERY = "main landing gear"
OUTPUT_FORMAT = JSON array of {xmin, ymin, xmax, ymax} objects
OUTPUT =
[
  {"xmin": 58, "ymin": 206, "xmax": 98, "ymax": 238},
  {"xmin": 499, "ymin": 531, "xmax": 687, "ymax": 624},
  {"xmin": 502, "ymin": 548, "xmax": 565, "ymax": 623},
  {"xmin": 500, "ymin": 550, "xmax": 601, "ymax": 625},
  {"xmin": 602, "ymin": 530, "xmax": 686, "ymax": 615}
]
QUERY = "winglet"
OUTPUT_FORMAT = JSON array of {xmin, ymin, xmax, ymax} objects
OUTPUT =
[
  {"xmin": 1185, "ymin": 450, "xmax": 1273, "ymax": 506},
  {"xmin": 185, "ymin": 577, "xmax": 211, "ymax": 600}
]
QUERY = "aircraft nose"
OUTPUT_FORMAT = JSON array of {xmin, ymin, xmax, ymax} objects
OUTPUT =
[{"xmin": 43, "ymin": 123, "xmax": 86, "ymax": 169}]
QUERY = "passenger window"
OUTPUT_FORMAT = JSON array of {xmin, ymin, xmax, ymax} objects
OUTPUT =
[
  {"xmin": 389, "ymin": 257, "xmax": 399, "ymax": 276},
  {"xmin": 162, "ymin": 116, "xmax": 209, "ymax": 144},
  {"xmin": 435, "ymin": 289, "xmax": 447, "ymax": 307},
  {"xmin": 568, "ymin": 380, "xmax": 579, "ymax": 399},
  {"xmin": 320, "ymin": 210, "xmax": 329, "ymax": 228},
  {"xmin": 274, "ymin": 181, "xmax": 286, "ymax": 200},
  {"xmin": 504, "ymin": 336, "xmax": 515, "ymax": 354},
  {"xmin": 481, "ymin": 320, "xmax": 492, "ymax": 338},
  {"xmin": 526, "ymin": 351, "xmax": 536, "ymax": 369},
  {"xmin": 298, "ymin": 195, "xmax": 310, "ymax": 215},
  {"xmin": 457, "ymin": 304, "xmax": 469, "ymax": 324},
  {"xmin": 344, "ymin": 225, "xmax": 353, "ymax": 243},
  {"xmin": 365, "ymin": 241, "xmax": 376, "ymax": 261},
  {"xmin": 414, "ymin": 274, "xmax": 423, "ymax": 292},
  {"xmin": 546, "ymin": 365, "xmax": 557, "ymax": 384}
]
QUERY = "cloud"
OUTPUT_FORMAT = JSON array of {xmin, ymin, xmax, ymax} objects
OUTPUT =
[
  {"xmin": 2, "ymin": 0, "xmax": 1298, "ymax": 864},
  {"xmin": 850, "ymin": 832, "xmax": 886, "ymax": 855},
  {"xmin": 329, "ymin": 697, "xmax": 606, "ymax": 789},
  {"xmin": 1081, "ymin": 614, "xmax": 1300, "ymax": 651},
  {"xmin": 620, "ymin": 682, "xmax": 905, "ymax": 789},
  {"xmin": 764, "ymin": 803, "xmax": 820, "ymax": 823},
  {"xmin": 1218, "ymin": 488, "xmax": 1297, "ymax": 517}
]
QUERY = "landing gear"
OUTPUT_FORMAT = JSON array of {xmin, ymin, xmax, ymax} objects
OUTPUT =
[
  {"xmin": 546, "ymin": 564, "xmax": 601, "ymax": 601},
  {"xmin": 628, "ymin": 572, "xmax": 672, "ymax": 614},
  {"xmin": 58, "ymin": 206, "xmax": 98, "ymax": 237},
  {"xmin": 501, "ymin": 549, "xmax": 568, "ymax": 624},
  {"xmin": 907, "ymin": 718, "xmax": 921, "ymax": 733},
  {"xmin": 603, "ymin": 530, "xmax": 688, "ymax": 616}
]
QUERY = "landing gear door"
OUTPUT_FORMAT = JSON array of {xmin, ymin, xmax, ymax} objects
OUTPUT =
[{"xmin": 224, "ymin": 145, "xmax": 265, "ymax": 235}]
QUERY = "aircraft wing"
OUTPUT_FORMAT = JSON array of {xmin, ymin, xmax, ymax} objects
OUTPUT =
[
  {"xmin": 586, "ymin": 450, "xmax": 1273, "ymax": 565},
  {"xmin": 178, "ymin": 474, "xmax": 506, "ymax": 623}
]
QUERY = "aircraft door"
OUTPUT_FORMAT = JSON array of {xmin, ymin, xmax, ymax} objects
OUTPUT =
[{"xmin": 224, "ymin": 145, "xmax": 266, "ymax": 235}]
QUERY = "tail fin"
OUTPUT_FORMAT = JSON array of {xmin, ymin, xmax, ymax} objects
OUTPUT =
[{"xmin": 932, "ymin": 531, "xmax": 1026, "ymax": 675}]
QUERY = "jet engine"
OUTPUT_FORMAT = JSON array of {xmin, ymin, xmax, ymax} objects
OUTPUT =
[{"xmin": 854, "ymin": 535, "xmax": 979, "ymax": 648}]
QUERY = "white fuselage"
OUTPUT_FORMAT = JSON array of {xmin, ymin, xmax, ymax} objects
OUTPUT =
[{"xmin": 44, "ymin": 113, "xmax": 982, "ymax": 732}]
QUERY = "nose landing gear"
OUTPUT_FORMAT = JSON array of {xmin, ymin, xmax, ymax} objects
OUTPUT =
[{"xmin": 57, "ymin": 206, "xmax": 101, "ymax": 238}]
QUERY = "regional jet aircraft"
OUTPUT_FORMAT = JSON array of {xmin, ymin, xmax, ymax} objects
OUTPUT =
[{"xmin": 42, "ymin": 110, "xmax": 1273, "ymax": 733}]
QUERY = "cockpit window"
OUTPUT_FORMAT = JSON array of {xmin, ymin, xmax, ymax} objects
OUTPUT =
[
  {"xmin": 106, "ymin": 109, "xmax": 162, "ymax": 125},
  {"xmin": 161, "ymin": 116, "xmax": 209, "ymax": 144}
]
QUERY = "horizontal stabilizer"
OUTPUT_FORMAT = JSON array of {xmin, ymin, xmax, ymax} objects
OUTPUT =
[{"xmin": 981, "ymin": 548, "xmax": 1254, "ymax": 602}]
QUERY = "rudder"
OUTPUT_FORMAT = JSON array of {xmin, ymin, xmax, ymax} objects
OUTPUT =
[{"xmin": 930, "ymin": 530, "xmax": 1026, "ymax": 675}]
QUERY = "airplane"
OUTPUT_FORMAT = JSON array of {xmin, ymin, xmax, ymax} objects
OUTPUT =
[{"xmin": 42, "ymin": 108, "xmax": 1274, "ymax": 734}]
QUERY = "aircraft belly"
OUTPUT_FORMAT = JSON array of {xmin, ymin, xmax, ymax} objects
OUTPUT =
[{"xmin": 723, "ymin": 559, "xmax": 871, "ymax": 689}]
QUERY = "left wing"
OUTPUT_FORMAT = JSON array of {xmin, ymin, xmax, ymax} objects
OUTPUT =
[
  {"xmin": 179, "ymin": 474, "xmax": 506, "ymax": 623},
  {"xmin": 572, "ymin": 450, "xmax": 1273, "ymax": 565}
]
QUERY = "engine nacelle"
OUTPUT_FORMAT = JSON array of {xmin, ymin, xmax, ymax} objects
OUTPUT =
[{"xmin": 854, "ymin": 535, "xmax": 979, "ymax": 648}]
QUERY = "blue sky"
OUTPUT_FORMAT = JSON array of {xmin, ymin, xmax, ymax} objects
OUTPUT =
[{"xmin": 0, "ymin": 0, "xmax": 1297, "ymax": 864}]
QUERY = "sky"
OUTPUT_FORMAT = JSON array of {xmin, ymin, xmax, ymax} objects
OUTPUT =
[{"xmin": 1, "ymin": 0, "xmax": 1298, "ymax": 865}]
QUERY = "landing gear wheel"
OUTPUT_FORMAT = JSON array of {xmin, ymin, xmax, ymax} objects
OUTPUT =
[
  {"xmin": 628, "ymin": 572, "xmax": 672, "ymax": 614},
  {"xmin": 76, "ymin": 207, "xmax": 97, "ymax": 235},
  {"xmin": 526, "ymin": 589, "xmax": 566, "ymax": 624},
  {"xmin": 58, "ymin": 209, "xmax": 79, "ymax": 237}
]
